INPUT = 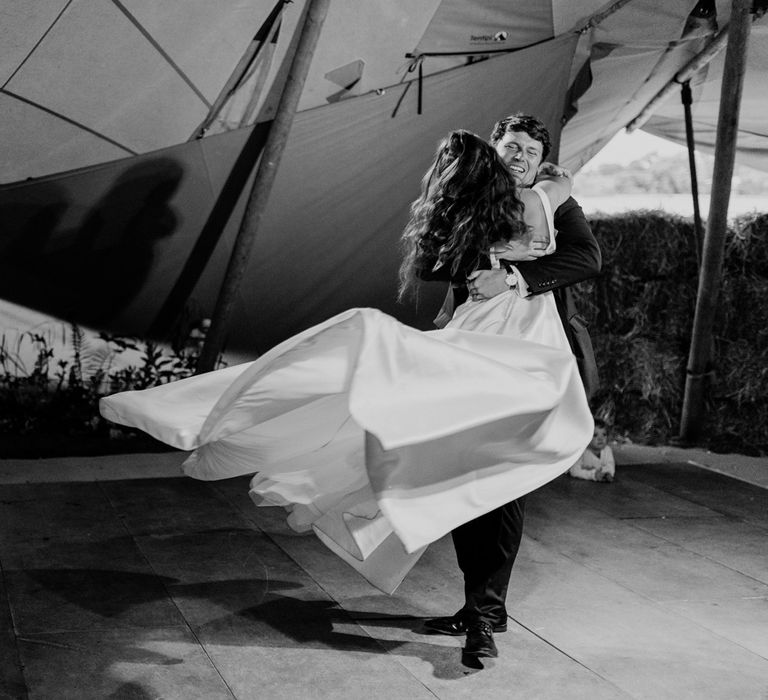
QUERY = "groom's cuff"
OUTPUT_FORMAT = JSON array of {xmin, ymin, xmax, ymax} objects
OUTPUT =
[{"xmin": 509, "ymin": 266, "xmax": 532, "ymax": 297}]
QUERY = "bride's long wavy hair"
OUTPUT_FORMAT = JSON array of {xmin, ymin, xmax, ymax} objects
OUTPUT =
[{"xmin": 398, "ymin": 129, "xmax": 527, "ymax": 301}]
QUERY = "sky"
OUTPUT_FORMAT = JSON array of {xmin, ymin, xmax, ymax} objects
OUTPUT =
[
  {"xmin": 583, "ymin": 126, "xmax": 768, "ymax": 182},
  {"xmin": 584, "ymin": 129, "xmax": 689, "ymax": 168},
  {"xmin": 572, "ymin": 127, "xmax": 768, "ymax": 217}
]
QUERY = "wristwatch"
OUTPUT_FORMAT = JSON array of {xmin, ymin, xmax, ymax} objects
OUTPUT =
[{"xmin": 502, "ymin": 263, "xmax": 517, "ymax": 289}]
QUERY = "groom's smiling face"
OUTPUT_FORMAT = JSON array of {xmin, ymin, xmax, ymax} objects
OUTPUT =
[{"xmin": 494, "ymin": 130, "xmax": 544, "ymax": 187}]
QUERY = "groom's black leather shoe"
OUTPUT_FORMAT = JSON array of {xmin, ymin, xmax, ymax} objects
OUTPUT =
[
  {"xmin": 464, "ymin": 621, "xmax": 498, "ymax": 657},
  {"xmin": 423, "ymin": 613, "xmax": 507, "ymax": 636}
]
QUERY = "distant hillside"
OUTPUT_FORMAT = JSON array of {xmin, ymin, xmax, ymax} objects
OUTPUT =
[{"xmin": 575, "ymin": 152, "xmax": 768, "ymax": 196}]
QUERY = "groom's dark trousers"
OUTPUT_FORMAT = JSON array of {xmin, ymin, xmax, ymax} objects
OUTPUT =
[{"xmin": 452, "ymin": 498, "xmax": 526, "ymax": 625}]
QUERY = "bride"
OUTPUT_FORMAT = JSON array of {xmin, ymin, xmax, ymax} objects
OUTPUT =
[
  {"xmin": 100, "ymin": 130, "xmax": 593, "ymax": 593},
  {"xmin": 399, "ymin": 129, "xmax": 571, "ymax": 348}
]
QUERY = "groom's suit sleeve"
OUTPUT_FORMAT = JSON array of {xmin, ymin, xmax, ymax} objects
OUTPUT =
[{"xmin": 513, "ymin": 197, "xmax": 601, "ymax": 294}]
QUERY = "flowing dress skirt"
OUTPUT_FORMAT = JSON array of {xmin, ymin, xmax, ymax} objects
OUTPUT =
[{"xmin": 100, "ymin": 299, "xmax": 592, "ymax": 593}]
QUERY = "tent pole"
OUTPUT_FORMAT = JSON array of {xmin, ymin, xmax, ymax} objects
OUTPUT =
[
  {"xmin": 678, "ymin": 0, "xmax": 752, "ymax": 443},
  {"xmin": 196, "ymin": 0, "xmax": 331, "ymax": 373},
  {"xmin": 580, "ymin": 0, "xmax": 635, "ymax": 29},
  {"xmin": 680, "ymin": 81, "xmax": 704, "ymax": 267},
  {"xmin": 148, "ymin": 121, "xmax": 272, "ymax": 340},
  {"xmin": 189, "ymin": 0, "xmax": 289, "ymax": 140},
  {"xmin": 626, "ymin": 26, "xmax": 730, "ymax": 133}
]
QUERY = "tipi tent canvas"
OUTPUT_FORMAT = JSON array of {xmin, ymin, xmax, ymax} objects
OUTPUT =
[{"xmin": 1, "ymin": 0, "xmax": 766, "ymax": 353}]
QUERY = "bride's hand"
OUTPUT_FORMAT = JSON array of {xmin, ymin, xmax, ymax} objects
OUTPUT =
[{"xmin": 537, "ymin": 162, "xmax": 572, "ymax": 180}]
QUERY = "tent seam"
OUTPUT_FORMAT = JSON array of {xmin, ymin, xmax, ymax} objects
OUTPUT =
[
  {"xmin": 109, "ymin": 0, "xmax": 212, "ymax": 108},
  {"xmin": 1, "ymin": 0, "xmax": 75, "ymax": 91},
  {"xmin": 0, "ymin": 88, "xmax": 137, "ymax": 155}
]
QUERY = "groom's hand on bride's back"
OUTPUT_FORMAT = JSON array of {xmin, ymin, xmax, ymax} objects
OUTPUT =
[
  {"xmin": 471, "ymin": 238, "xmax": 551, "ymax": 300},
  {"xmin": 467, "ymin": 269, "xmax": 509, "ymax": 301}
]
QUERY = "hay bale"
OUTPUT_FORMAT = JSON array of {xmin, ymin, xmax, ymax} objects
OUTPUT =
[{"xmin": 577, "ymin": 210, "xmax": 767, "ymax": 455}]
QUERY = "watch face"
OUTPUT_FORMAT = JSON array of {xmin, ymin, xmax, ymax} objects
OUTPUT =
[{"xmin": 505, "ymin": 273, "xmax": 517, "ymax": 288}]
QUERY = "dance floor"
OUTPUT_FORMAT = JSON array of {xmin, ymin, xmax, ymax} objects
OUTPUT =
[{"xmin": 1, "ymin": 450, "xmax": 766, "ymax": 699}]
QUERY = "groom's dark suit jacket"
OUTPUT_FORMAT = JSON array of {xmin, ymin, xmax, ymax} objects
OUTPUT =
[{"xmin": 423, "ymin": 196, "xmax": 602, "ymax": 396}]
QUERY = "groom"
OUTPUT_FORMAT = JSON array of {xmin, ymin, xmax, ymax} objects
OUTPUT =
[{"xmin": 423, "ymin": 113, "xmax": 601, "ymax": 659}]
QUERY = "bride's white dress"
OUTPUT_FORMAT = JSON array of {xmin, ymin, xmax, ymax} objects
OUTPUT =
[{"xmin": 99, "ymin": 196, "xmax": 593, "ymax": 594}]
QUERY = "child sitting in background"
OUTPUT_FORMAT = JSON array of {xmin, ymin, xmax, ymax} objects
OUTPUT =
[{"xmin": 569, "ymin": 419, "xmax": 615, "ymax": 482}]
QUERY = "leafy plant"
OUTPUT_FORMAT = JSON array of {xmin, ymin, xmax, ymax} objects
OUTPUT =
[{"xmin": 0, "ymin": 320, "xmax": 222, "ymax": 444}]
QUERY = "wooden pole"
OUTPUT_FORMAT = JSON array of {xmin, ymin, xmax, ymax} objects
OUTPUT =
[
  {"xmin": 626, "ymin": 26, "xmax": 730, "ymax": 133},
  {"xmin": 196, "ymin": 0, "xmax": 331, "ymax": 373},
  {"xmin": 678, "ymin": 0, "xmax": 752, "ymax": 442},
  {"xmin": 189, "ymin": 0, "xmax": 289, "ymax": 140},
  {"xmin": 680, "ymin": 81, "xmax": 704, "ymax": 267}
]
